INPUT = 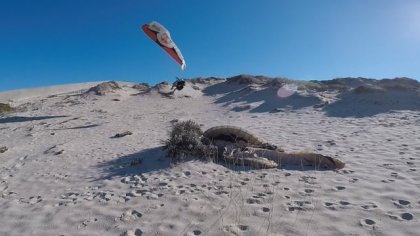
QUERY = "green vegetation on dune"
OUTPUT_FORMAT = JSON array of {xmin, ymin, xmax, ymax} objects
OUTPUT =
[{"xmin": 0, "ymin": 103, "xmax": 14, "ymax": 115}]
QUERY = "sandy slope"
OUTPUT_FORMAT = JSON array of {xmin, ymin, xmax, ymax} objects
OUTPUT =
[{"xmin": 0, "ymin": 80, "xmax": 419, "ymax": 236}]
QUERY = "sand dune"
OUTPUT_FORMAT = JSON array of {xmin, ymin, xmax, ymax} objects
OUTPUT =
[{"xmin": 0, "ymin": 77, "xmax": 419, "ymax": 235}]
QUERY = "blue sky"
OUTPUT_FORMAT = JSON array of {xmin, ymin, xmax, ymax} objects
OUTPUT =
[{"xmin": 1, "ymin": 0, "xmax": 419, "ymax": 91}]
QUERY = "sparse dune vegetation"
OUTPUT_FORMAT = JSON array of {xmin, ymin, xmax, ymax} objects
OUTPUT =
[{"xmin": 0, "ymin": 103, "xmax": 14, "ymax": 115}]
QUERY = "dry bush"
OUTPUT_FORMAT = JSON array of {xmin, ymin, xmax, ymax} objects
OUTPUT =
[
  {"xmin": 352, "ymin": 85, "xmax": 385, "ymax": 94},
  {"xmin": 266, "ymin": 77, "xmax": 292, "ymax": 87},
  {"xmin": 377, "ymin": 77, "xmax": 420, "ymax": 91},
  {"xmin": 227, "ymin": 74, "xmax": 270, "ymax": 84},
  {"xmin": 298, "ymin": 81, "xmax": 329, "ymax": 92},
  {"xmin": 132, "ymin": 83, "xmax": 150, "ymax": 91},
  {"xmin": 164, "ymin": 120, "xmax": 217, "ymax": 162},
  {"xmin": 189, "ymin": 77, "xmax": 225, "ymax": 84},
  {"xmin": 85, "ymin": 81, "xmax": 121, "ymax": 96}
]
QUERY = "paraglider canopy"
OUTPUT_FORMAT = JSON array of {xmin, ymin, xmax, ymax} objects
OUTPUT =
[{"xmin": 142, "ymin": 21, "xmax": 186, "ymax": 70}]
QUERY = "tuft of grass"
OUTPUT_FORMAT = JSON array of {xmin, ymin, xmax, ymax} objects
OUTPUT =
[
  {"xmin": 163, "ymin": 120, "xmax": 217, "ymax": 163},
  {"xmin": 0, "ymin": 103, "xmax": 14, "ymax": 115}
]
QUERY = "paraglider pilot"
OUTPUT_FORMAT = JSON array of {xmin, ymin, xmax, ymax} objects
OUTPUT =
[{"xmin": 170, "ymin": 77, "xmax": 186, "ymax": 94}]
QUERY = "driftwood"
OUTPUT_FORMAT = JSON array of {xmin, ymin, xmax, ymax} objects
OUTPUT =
[
  {"xmin": 203, "ymin": 126, "xmax": 345, "ymax": 170},
  {"xmin": 203, "ymin": 126, "xmax": 279, "ymax": 151},
  {"xmin": 230, "ymin": 147, "xmax": 345, "ymax": 170},
  {"xmin": 222, "ymin": 147, "xmax": 278, "ymax": 169}
]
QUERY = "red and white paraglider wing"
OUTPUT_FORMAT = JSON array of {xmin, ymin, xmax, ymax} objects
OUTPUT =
[{"xmin": 142, "ymin": 21, "xmax": 186, "ymax": 70}]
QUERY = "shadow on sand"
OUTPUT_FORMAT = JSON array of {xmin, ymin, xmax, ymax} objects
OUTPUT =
[
  {"xmin": 97, "ymin": 146, "xmax": 332, "ymax": 181},
  {"xmin": 203, "ymin": 84, "xmax": 322, "ymax": 113},
  {"xmin": 203, "ymin": 82, "xmax": 420, "ymax": 118},
  {"xmin": 96, "ymin": 147, "xmax": 171, "ymax": 180},
  {"xmin": 0, "ymin": 115, "xmax": 69, "ymax": 124},
  {"xmin": 218, "ymin": 157, "xmax": 335, "ymax": 172},
  {"xmin": 323, "ymin": 90, "xmax": 420, "ymax": 118}
]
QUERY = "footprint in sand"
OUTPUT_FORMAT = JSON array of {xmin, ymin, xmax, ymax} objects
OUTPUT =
[
  {"xmin": 324, "ymin": 202, "xmax": 335, "ymax": 207},
  {"xmin": 145, "ymin": 193, "xmax": 163, "ymax": 200},
  {"xmin": 122, "ymin": 228, "xmax": 143, "ymax": 236},
  {"xmin": 349, "ymin": 178, "xmax": 359, "ymax": 183},
  {"xmin": 286, "ymin": 200, "xmax": 314, "ymax": 211},
  {"xmin": 223, "ymin": 224, "xmax": 249, "ymax": 235},
  {"xmin": 401, "ymin": 213, "xmax": 414, "ymax": 220},
  {"xmin": 256, "ymin": 192, "xmax": 267, "ymax": 198},
  {"xmin": 215, "ymin": 190, "xmax": 229, "ymax": 196},
  {"xmin": 185, "ymin": 230, "xmax": 202, "ymax": 236},
  {"xmin": 340, "ymin": 169, "xmax": 355, "ymax": 174},
  {"xmin": 127, "ymin": 189, "xmax": 148, "ymax": 197},
  {"xmin": 299, "ymin": 176, "xmax": 317, "ymax": 185},
  {"xmin": 360, "ymin": 218, "xmax": 377, "ymax": 229},
  {"xmin": 324, "ymin": 201, "xmax": 351, "ymax": 210},
  {"xmin": 120, "ymin": 210, "xmax": 142, "ymax": 222},
  {"xmin": 176, "ymin": 189, "xmax": 186, "ymax": 195},
  {"xmin": 158, "ymin": 182, "xmax": 169, "ymax": 187},
  {"xmin": 1, "ymin": 191, "xmax": 17, "ymax": 198},
  {"xmin": 392, "ymin": 199, "xmax": 411, "ymax": 208},
  {"xmin": 0, "ymin": 181, "xmax": 8, "ymax": 192},
  {"xmin": 304, "ymin": 189, "xmax": 314, "ymax": 194},
  {"xmin": 336, "ymin": 186, "xmax": 346, "ymax": 191},
  {"xmin": 388, "ymin": 212, "xmax": 414, "ymax": 221},
  {"xmin": 97, "ymin": 191, "xmax": 115, "ymax": 202},
  {"xmin": 361, "ymin": 202, "xmax": 378, "ymax": 210},
  {"xmin": 29, "ymin": 196, "xmax": 42, "ymax": 204},
  {"xmin": 246, "ymin": 198, "xmax": 262, "ymax": 204},
  {"xmin": 406, "ymin": 162, "xmax": 415, "ymax": 166},
  {"xmin": 121, "ymin": 176, "xmax": 144, "ymax": 184},
  {"xmin": 78, "ymin": 217, "xmax": 98, "ymax": 229},
  {"xmin": 339, "ymin": 200, "xmax": 351, "ymax": 206},
  {"xmin": 379, "ymin": 163, "xmax": 393, "ymax": 168},
  {"xmin": 390, "ymin": 172, "xmax": 404, "ymax": 179}
]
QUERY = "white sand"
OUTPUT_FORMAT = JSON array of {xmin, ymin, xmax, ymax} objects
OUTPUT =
[{"xmin": 0, "ymin": 80, "xmax": 419, "ymax": 235}]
